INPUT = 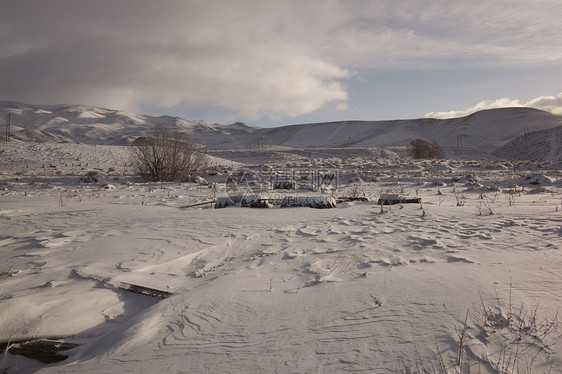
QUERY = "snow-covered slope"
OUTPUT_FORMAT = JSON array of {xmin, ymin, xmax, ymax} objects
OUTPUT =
[
  {"xmin": 495, "ymin": 125, "xmax": 562, "ymax": 160},
  {"xmin": 257, "ymin": 108, "xmax": 562, "ymax": 152},
  {"xmin": 0, "ymin": 101, "xmax": 255, "ymax": 148}
]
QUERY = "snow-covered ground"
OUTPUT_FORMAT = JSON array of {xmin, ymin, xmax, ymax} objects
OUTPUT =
[{"xmin": 1, "ymin": 142, "xmax": 561, "ymax": 373}]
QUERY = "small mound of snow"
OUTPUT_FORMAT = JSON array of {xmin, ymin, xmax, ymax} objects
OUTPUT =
[
  {"xmin": 376, "ymin": 255, "xmax": 408, "ymax": 267},
  {"xmin": 348, "ymin": 176, "xmax": 364, "ymax": 184},
  {"xmin": 47, "ymin": 117, "xmax": 69, "ymax": 125},
  {"xmin": 78, "ymin": 111, "xmax": 106, "ymax": 119},
  {"xmin": 194, "ymin": 176, "xmax": 209, "ymax": 185},
  {"xmin": 519, "ymin": 174, "xmax": 554, "ymax": 186}
]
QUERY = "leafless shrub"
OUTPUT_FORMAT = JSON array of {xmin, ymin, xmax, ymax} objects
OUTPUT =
[
  {"xmin": 83, "ymin": 170, "xmax": 101, "ymax": 183},
  {"xmin": 476, "ymin": 197, "xmax": 495, "ymax": 216},
  {"xmin": 455, "ymin": 194, "xmax": 466, "ymax": 207},
  {"xmin": 405, "ymin": 281, "xmax": 560, "ymax": 374},
  {"xmin": 346, "ymin": 183, "xmax": 366, "ymax": 199},
  {"xmin": 507, "ymin": 192, "xmax": 517, "ymax": 207},
  {"xmin": 378, "ymin": 144, "xmax": 388, "ymax": 158},
  {"xmin": 130, "ymin": 126, "xmax": 208, "ymax": 182},
  {"xmin": 409, "ymin": 138, "xmax": 445, "ymax": 159}
]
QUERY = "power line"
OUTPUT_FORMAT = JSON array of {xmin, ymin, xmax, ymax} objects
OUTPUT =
[
  {"xmin": 325, "ymin": 57, "xmax": 411, "ymax": 146},
  {"xmin": 348, "ymin": 57, "xmax": 411, "ymax": 121},
  {"xmin": 151, "ymin": 56, "xmax": 220, "ymax": 124}
]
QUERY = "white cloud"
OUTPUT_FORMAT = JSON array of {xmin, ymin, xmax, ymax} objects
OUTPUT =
[
  {"xmin": 526, "ymin": 93, "xmax": 562, "ymax": 115},
  {"xmin": 158, "ymin": 42, "xmax": 350, "ymax": 119},
  {"xmin": 424, "ymin": 98, "xmax": 523, "ymax": 119},
  {"xmin": 424, "ymin": 93, "xmax": 562, "ymax": 119}
]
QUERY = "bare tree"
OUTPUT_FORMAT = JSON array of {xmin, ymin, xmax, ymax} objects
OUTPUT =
[
  {"xmin": 130, "ymin": 126, "xmax": 208, "ymax": 182},
  {"xmin": 409, "ymin": 138, "xmax": 444, "ymax": 159}
]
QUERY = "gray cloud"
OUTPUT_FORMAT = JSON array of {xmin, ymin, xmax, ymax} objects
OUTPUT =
[
  {"xmin": 1, "ymin": 1, "xmax": 350, "ymax": 119},
  {"xmin": 1, "ymin": 1, "xmax": 560, "ymax": 121},
  {"xmin": 319, "ymin": 0, "xmax": 562, "ymax": 69}
]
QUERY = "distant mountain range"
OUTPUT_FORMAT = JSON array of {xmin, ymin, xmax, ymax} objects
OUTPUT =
[{"xmin": 1, "ymin": 101, "xmax": 561, "ymax": 159}]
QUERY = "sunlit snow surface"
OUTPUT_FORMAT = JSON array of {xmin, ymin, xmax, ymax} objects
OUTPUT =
[{"xmin": 1, "ymin": 141, "xmax": 561, "ymax": 373}]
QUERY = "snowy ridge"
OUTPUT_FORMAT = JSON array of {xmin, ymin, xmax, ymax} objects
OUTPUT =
[
  {"xmin": 256, "ymin": 108, "xmax": 562, "ymax": 153},
  {"xmin": 2, "ymin": 101, "xmax": 562, "ymax": 158},
  {"xmin": 0, "ymin": 101, "xmax": 255, "ymax": 147}
]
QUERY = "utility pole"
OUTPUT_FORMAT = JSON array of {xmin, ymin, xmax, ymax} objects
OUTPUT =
[
  {"xmin": 5, "ymin": 114, "xmax": 10, "ymax": 142},
  {"xmin": 253, "ymin": 132, "xmax": 264, "ymax": 151}
]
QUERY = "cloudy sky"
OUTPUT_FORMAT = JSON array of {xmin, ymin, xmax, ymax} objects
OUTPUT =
[{"xmin": 1, "ymin": 0, "xmax": 561, "ymax": 127}]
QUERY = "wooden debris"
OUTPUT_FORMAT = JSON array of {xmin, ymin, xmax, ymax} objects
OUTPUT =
[
  {"xmin": 179, "ymin": 200, "xmax": 216, "ymax": 209},
  {"xmin": 377, "ymin": 197, "xmax": 422, "ymax": 205},
  {"xmin": 118, "ymin": 282, "xmax": 173, "ymax": 299}
]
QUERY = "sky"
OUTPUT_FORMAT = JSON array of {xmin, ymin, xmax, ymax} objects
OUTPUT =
[{"xmin": 1, "ymin": 0, "xmax": 561, "ymax": 127}]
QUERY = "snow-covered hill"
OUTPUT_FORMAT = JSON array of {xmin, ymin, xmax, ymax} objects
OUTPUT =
[
  {"xmin": 2, "ymin": 101, "xmax": 561, "ymax": 158},
  {"xmin": 495, "ymin": 125, "xmax": 562, "ymax": 160},
  {"xmin": 257, "ymin": 108, "xmax": 562, "ymax": 153},
  {"xmin": 0, "ymin": 101, "xmax": 255, "ymax": 148}
]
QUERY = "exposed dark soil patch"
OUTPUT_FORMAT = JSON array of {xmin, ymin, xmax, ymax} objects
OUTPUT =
[{"xmin": 1, "ymin": 338, "xmax": 80, "ymax": 364}]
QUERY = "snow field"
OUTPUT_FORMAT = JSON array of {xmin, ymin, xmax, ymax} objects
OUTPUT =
[{"xmin": 0, "ymin": 143, "xmax": 561, "ymax": 373}]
